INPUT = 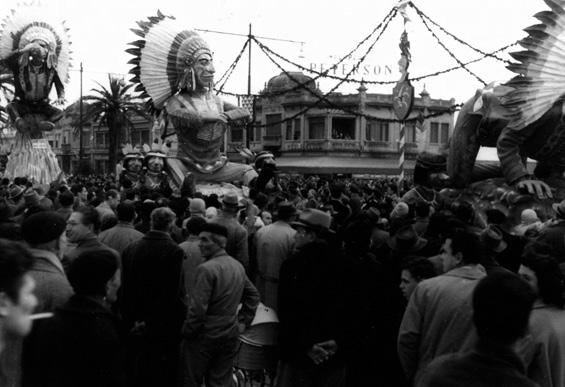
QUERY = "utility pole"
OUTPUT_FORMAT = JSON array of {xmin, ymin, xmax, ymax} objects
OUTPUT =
[
  {"xmin": 79, "ymin": 62, "xmax": 83, "ymax": 167},
  {"xmin": 248, "ymin": 24, "xmax": 252, "ymax": 96}
]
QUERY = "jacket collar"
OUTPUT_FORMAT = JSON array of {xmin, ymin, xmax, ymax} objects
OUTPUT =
[
  {"xmin": 144, "ymin": 230, "xmax": 172, "ymax": 240},
  {"xmin": 28, "ymin": 247, "xmax": 65, "ymax": 274},
  {"xmin": 444, "ymin": 264, "xmax": 486, "ymax": 280}
]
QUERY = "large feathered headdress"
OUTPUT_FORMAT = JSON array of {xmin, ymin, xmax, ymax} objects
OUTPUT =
[
  {"xmin": 503, "ymin": 0, "xmax": 565, "ymax": 130},
  {"xmin": 126, "ymin": 11, "xmax": 212, "ymax": 112},
  {"xmin": 0, "ymin": 4, "xmax": 71, "ymax": 84}
]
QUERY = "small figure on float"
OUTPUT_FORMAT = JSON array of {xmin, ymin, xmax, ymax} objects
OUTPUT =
[
  {"xmin": 401, "ymin": 152, "xmax": 449, "ymax": 210},
  {"xmin": 141, "ymin": 140, "xmax": 172, "ymax": 198},
  {"xmin": 126, "ymin": 12, "xmax": 257, "ymax": 190},
  {"xmin": 0, "ymin": 4, "xmax": 70, "ymax": 183},
  {"xmin": 447, "ymin": 0, "xmax": 565, "ymax": 199},
  {"xmin": 118, "ymin": 144, "xmax": 144, "ymax": 193},
  {"xmin": 238, "ymin": 147, "xmax": 280, "ymax": 194}
]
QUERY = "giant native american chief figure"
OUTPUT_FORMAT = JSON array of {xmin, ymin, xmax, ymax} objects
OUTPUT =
[
  {"xmin": 126, "ymin": 13, "xmax": 257, "ymax": 189},
  {"xmin": 448, "ymin": 0, "xmax": 565, "ymax": 199},
  {"xmin": 0, "ymin": 4, "xmax": 70, "ymax": 183}
]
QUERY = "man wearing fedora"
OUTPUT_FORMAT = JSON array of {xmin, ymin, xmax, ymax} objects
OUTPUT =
[
  {"xmin": 254, "ymin": 201, "xmax": 297, "ymax": 311},
  {"xmin": 211, "ymin": 191, "xmax": 249, "ymax": 270},
  {"xmin": 398, "ymin": 228, "xmax": 486, "ymax": 384},
  {"xmin": 537, "ymin": 199, "xmax": 565, "ymax": 262},
  {"xmin": 277, "ymin": 209, "xmax": 348, "ymax": 387},
  {"xmin": 388, "ymin": 224, "xmax": 429, "ymax": 262}
]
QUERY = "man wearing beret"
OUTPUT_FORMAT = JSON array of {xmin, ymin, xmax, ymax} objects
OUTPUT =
[
  {"xmin": 182, "ymin": 222, "xmax": 259, "ymax": 387},
  {"xmin": 22, "ymin": 211, "xmax": 73, "ymax": 313},
  {"xmin": 20, "ymin": 211, "xmax": 73, "ymax": 387}
]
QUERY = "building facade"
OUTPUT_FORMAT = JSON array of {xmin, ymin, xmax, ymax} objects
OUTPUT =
[
  {"xmin": 227, "ymin": 72, "xmax": 455, "ymax": 175},
  {"xmin": 44, "ymin": 102, "xmax": 153, "ymax": 175}
]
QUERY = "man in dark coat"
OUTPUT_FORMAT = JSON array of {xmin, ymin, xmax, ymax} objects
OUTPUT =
[
  {"xmin": 120, "ymin": 206, "xmax": 186, "ymax": 387},
  {"xmin": 277, "ymin": 209, "xmax": 348, "ymax": 387},
  {"xmin": 34, "ymin": 249, "xmax": 125, "ymax": 387}
]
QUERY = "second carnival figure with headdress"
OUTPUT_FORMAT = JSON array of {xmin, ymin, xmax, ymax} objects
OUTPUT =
[
  {"xmin": 140, "ymin": 140, "xmax": 172, "ymax": 197},
  {"xmin": 126, "ymin": 13, "xmax": 257, "ymax": 190},
  {"xmin": 0, "ymin": 3, "xmax": 70, "ymax": 183},
  {"xmin": 118, "ymin": 144, "xmax": 144, "ymax": 194}
]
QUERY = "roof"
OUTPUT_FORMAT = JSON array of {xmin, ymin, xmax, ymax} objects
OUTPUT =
[{"xmin": 276, "ymin": 156, "xmax": 416, "ymax": 174}]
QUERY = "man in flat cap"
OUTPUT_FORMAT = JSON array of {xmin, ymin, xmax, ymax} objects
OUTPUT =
[{"xmin": 182, "ymin": 222, "xmax": 259, "ymax": 387}]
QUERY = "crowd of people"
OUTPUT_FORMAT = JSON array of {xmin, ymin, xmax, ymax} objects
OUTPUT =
[{"xmin": 0, "ymin": 161, "xmax": 564, "ymax": 387}]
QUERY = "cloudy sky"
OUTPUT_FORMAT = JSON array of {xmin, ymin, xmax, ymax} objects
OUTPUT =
[{"xmin": 0, "ymin": 0, "xmax": 547, "ymax": 106}]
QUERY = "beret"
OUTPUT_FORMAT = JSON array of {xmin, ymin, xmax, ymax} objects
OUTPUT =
[{"xmin": 22, "ymin": 211, "xmax": 66, "ymax": 245}]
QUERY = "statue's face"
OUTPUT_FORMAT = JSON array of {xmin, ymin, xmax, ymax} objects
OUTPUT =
[
  {"xmin": 147, "ymin": 157, "xmax": 164, "ymax": 172},
  {"xmin": 192, "ymin": 53, "xmax": 215, "ymax": 89},
  {"xmin": 126, "ymin": 158, "xmax": 142, "ymax": 173},
  {"xmin": 28, "ymin": 40, "xmax": 49, "ymax": 66}
]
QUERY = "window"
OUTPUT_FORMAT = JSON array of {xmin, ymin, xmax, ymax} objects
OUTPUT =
[
  {"xmin": 293, "ymin": 118, "xmax": 301, "ymax": 140},
  {"xmin": 366, "ymin": 120, "xmax": 389, "ymax": 142},
  {"xmin": 95, "ymin": 132, "xmax": 106, "ymax": 147},
  {"xmin": 405, "ymin": 122, "xmax": 417, "ymax": 143},
  {"xmin": 308, "ymin": 117, "xmax": 325, "ymax": 139},
  {"xmin": 265, "ymin": 114, "xmax": 282, "ymax": 138},
  {"xmin": 332, "ymin": 117, "xmax": 355, "ymax": 140},
  {"xmin": 286, "ymin": 121, "xmax": 293, "ymax": 140},
  {"xmin": 231, "ymin": 128, "xmax": 243, "ymax": 142},
  {"xmin": 430, "ymin": 122, "xmax": 450, "ymax": 144},
  {"xmin": 441, "ymin": 123, "xmax": 450, "ymax": 144}
]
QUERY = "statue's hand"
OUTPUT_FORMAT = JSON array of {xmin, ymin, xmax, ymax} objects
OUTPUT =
[
  {"xmin": 54, "ymin": 97, "xmax": 66, "ymax": 106},
  {"xmin": 516, "ymin": 178, "xmax": 553, "ymax": 199}
]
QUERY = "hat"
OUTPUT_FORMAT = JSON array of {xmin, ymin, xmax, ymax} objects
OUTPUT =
[
  {"xmin": 23, "ymin": 189, "xmax": 40, "ymax": 207},
  {"xmin": 553, "ymin": 200, "xmax": 565, "ymax": 218},
  {"xmin": 22, "ymin": 211, "xmax": 66, "ymax": 245},
  {"xmin": 189, "ymin": 198, "xmax": 206, "ymax": 216},
  {"xmin": 388, "ymin": 225, "xmax": 427, "ymax": 253},
  {"xmin": 222, "ymin": 191, "xmax": 243, "ymax": 208},
  {"xmin": 415, "ymin": 152, "xmax": 447, "ymax": 172},
  {"xmin": 521, "ymin": 209, "xmax": 539, "ymax": 225},
  {"xmin": 391, "ymin": 202, "xmax": 410, "ymax": 219},
  {"xmin": 201, "ymin": 222, "xmax": 228, "ymax": 238},
  {"xmin": 68, "ymin": 250, "xmax": 118, "ymax": 296},
  {"xmin": 291, "ymin": 209, "xmax": 332, "ymax": 232},
  {"xmin": 254, "ymin": 151, "xmax": 274, "ymax": 169},
  {"xmin": 205, "ymin": 206, "xmax": 218, "ymax": 219},
  {"xmin": 8, "ymin": 185, "xmax": 24, "ymax": 200},
  {"xmin": 277, "ymin": 201, "xmax": 296, "ymax": 219},
  {"xmin": 480, "ymin": 225, "xmax": 507, "ymax": 253}
]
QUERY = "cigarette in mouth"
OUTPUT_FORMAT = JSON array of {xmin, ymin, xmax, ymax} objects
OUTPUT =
[{"xmin": 30, "ymin": 313, "xmax": 54, "ymax": 320}]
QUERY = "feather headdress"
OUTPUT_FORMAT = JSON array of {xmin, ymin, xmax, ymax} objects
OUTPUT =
[
  {"xmin": 503, "ymin": 0, "xmax": 565, "ymax": 130},
  {"xmin": 126, "ymin": 11, "xmax": 212, "ymax": 112},
  {"xmin": 0, "ymin": 3, "xmax": 71, "ymax": 84}
]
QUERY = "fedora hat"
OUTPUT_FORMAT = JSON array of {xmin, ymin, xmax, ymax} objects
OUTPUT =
[
  {"xmin": 222, "ymin": 191, "xmax": 244, "ymax": 208},
  {"xmin": 291, "ymin": 209, "xmax": 332, "ymax": 232},
  {"xmin": 480, "ymin": 225, "xmax": 507, "ymax": 253},
  {"xmin": 388, "ymin": 224, "xmax": 427, "ymax": 253}
]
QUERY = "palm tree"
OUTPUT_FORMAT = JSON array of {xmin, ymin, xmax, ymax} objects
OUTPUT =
[{"xmin": 81, "ymin": 74, "xmax": 149, "ymax": 170}]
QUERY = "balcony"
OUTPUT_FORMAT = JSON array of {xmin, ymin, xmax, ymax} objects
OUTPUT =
[
  {"xmin": 303, "ymin": 139, "xmax": 328, "ymax": 152},
  {"xmin": 282, "ymin": 140, "xmax": 302, "ymax": 152},
  {"xmin": 262, "ymin": 135, "xmax": 282, "ymax": 147},
  {"xmin": 364, "ymin": 140, "xmax": 393, "ymax": 152},
  {"xmin": 329, "ymin": 140, "xmax": 361, "ymax": 152}
]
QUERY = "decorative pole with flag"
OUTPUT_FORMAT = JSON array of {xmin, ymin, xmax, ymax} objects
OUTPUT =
[{"xmin": 392, "ymin": 0, "xmax": 414, "ymax": 194}]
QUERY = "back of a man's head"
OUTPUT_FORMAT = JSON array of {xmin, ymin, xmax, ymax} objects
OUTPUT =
[
  {"xmin": 447, "ymin": 228, "xmax": 482, "ymax": 265},
  {"xmin": 58, "ymin": 190, "xmax": 75, "ymax": 208},
  {"xmin": 116, "ymin": 200, "xmax": 136, "ymax": 223},
  {"xmin": 150, "ymin": 207, "xmax": 176, "ymax": 231},
  {"xmin": 473, "ymin": 272, "xmax": 535, "ymax": 346}
]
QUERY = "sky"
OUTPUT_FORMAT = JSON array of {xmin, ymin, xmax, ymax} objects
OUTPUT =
[{"xmin": 0, "ymin": 0, "xmax": 547, "ymax": 106}]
